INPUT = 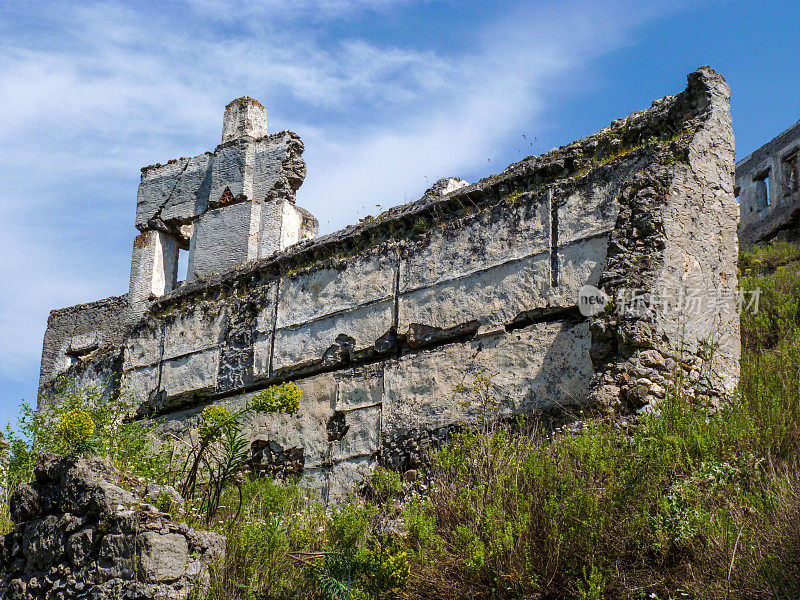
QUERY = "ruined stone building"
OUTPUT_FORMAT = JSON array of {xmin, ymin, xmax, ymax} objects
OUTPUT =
[
  {"xmin": 38, "ymin": 68, "xmax": 740, "ymax": 501},
  {"xmin": 736, "ymin": 119, "xmax": 800, "ymax": 247}
]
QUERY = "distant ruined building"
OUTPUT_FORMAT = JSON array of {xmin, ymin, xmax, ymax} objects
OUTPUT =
[
  {"xmin": 736, "ymin": 119, "xmax": 800, "ymax": 247},
  {"xmin": 39, "ymin": 68, "xmax": 741, "ymax": 502}
]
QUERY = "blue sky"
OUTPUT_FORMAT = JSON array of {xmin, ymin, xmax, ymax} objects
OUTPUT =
[{"xmin": 1, "ymin": 0, "xmax": 798, "ymax": 429}]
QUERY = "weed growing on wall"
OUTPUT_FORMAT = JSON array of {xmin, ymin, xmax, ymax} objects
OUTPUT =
[
  {"xmin": 198, "ymin": 404, "xmax": 235, "ymax": 441},
  {"xmin": 455, "ymin": 368, "xmax": 501, "ymax": 432},
  {"xmin": 251, "ymin": 381, "xmax": 302, "ymax": 414},
  {"xmin": 180, "ymin": 382, "xmax": 303, "ymax": 524}
]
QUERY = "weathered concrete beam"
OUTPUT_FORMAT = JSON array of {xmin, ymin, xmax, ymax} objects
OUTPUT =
[
  {"xmin": 136, "ymin": 153, "xmax": 212, "ymax": 239},
  {"xmin": 128, "ymin": 230, "xmax": 180, "ymax": 322}
]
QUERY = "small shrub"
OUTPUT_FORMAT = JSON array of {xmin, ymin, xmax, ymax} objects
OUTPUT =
[
  {"xmin": 577, "ymin": 565, "xmax": 606, "ymax": 600},
  {"xmin": 5, "ymin": 383, "xmax": 167, "ymax": 492},
  {"xmin": 181, "ymin": 382, "xmax": 304, "ymax": 523},
  {"xmin": 153, "ymin": 490, "xmax": 176, "ymax": 514},
  {"xmin": 251, "ymin": 381, "xmax": 302, "ymax": 414},
  {"xmin": 328, "ymin": 503, "xmax": 375, "ymax": 551},
  {"xmin": 453, "ymin": 524, "xmax": 486, "ymax": 578},
  {"xmin": 202, "ymin": 475, "xmax": 326, "ymax": 599},
  {"xmin": 403, "ymin": 496, "xmax": 436, "ymax": 550},
  {"xmin": 56, "ymin": 408, "xmax": 95, "ymax": 452},
  {"xmin": 198, "ymin": 405, "xmax": 233, "ymax": 441},
  {"xmin": 368, "ymin": 467, "xmax": 402, "ymax": 502},
  {"xmin": 312, "ymin": 541, "xmax": 410, "ymax": 600},
  {"xmin": 455, "ymin": 369, "xmax": 500, "ymax": 431},
  {"xmin": 346, "ymin": 589, "xmax": 371, "ymax": 600},
  {"xmin": 354, "ymin": 546, "xmax": 410, "ymax": 596},
  {"xmin": 412, "ymin": 217, "xmax": 428, "ymax": 235},
  {"xmin": 2, "ymin": 383, "xmax": 167, "ymax": 535}
]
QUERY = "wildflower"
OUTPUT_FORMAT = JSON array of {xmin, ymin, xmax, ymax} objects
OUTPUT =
[
  {"xmin": 198, "ymin": 405, "xmax": 233, "ymax": 441},
  {"xmin": 57, "ymin": 408, "xmax": 95, "ymax": 448}
]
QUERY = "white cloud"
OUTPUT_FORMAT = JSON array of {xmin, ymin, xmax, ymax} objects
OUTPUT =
[
  {"xmin": 183, "ymin": 0, "xmax": 415, "ymax": 22},
  {"xmin": 0, "ymin": 0, "xmax": 669, "ymax": 392}
]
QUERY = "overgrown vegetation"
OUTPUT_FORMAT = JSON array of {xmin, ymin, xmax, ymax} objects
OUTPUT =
[
  {"xmin": 396, "ymin": 241, "xmax": 800, "ymax": 599},
  {"xmin": 179, "ymin": 382, "xmax": 303, "ymax": 524},
  {"xmin": 3, "ymin": 239, "xmax": 800, "ymax": 599},
  {"xmin": 1, "ymin": 384, "xmax": 167, "ymax": 532}
]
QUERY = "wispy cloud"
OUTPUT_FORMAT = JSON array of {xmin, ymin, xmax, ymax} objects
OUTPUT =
[
  {"xmin": 0, "ymin": 0, "xmax": 669, "ymax": 401},
  {"xmin": 184, "ymin": 0, "xmax": 414, "ymax": 22}
]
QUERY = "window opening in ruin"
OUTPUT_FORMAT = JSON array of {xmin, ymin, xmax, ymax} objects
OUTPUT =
[
  {"xmin": 735, "ymin": 186, "xmax": 754, "ymax": 213},
  {"xmin": 782, "ymin": 150, "xmax": 799, "ymax": 196},
  {"xmin": 754, "ymin": 169, "xmax": 771, "ymax": 210},
  {"xmin": 177, "ymin": 223, "xmax": 193, "ymax": 286},
  {"xmin": 65, "ymin": 345, "xmax": 99, "ymax": 366},
  {"xmin": 177, "ymin": 248, "xmax": 189, "ymax": 286}
]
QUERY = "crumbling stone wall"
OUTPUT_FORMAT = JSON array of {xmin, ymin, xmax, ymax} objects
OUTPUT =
[
  {"xmin": 38, "ymin": 67, "xmax": 740, "ymax": 501},
  {"xmin": 590, "ymin": 67, "xmax": 740, "ymax": 411},
  {"xmin": 38, "ymin": 295, "xmax": 128, "ymax": 405},
  {"xmin": 736, "ymin": 119, "xmax": 800, "ymax": 247},
  {"xmin": 128, "ymin": 97, "xmax": 317, "ymax": 324},
  {"xmin": 0, "ymin": 454, "xmax": 224, "ymax": 600}
]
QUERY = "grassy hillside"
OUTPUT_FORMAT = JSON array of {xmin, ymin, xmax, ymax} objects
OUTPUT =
[{"xmin": 3, "ymin": 239, "xmax": 800, "ymax": 600}]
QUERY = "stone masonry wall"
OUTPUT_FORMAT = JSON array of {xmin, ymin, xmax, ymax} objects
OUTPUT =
[
  {"xmin": 38, "ymin": 68, "xmax": 740, "ymax": 502},
  {"xmin": 38, "ymin": 296, "xmax": 129, "ymax": 406},
  {"xmin": 0, "ymin": 454, "xmax": 224, "ymax": 600}
]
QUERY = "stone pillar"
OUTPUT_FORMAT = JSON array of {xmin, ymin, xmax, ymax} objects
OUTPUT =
[
  {"xmin": 185, "ymin": 98, "xmax": 316, "ymax": 278},
  {"xmin": 128, "ymin": 230, "xmax": 179, "ymax": 321},
  {"xmin": 222, "ymin": 97, "xmax": 268, "ymax": 143},
  {"xmin": 278, "ymin": 199, "xmax": 318, "ymax": 252},
  {"xmin": 253, "ymin": 199, "xmax": 318, "ymax": 259}
]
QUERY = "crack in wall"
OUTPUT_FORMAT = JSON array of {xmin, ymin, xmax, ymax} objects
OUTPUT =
[
  {"xmin": 392, "ymin": 244, "xmax": 402, "ymax": 358},
  {"xmin": 267, "ymin": 278, "xmax": 280, "ymax": 379},
  {"xmin": 549, "ymin": 187, "xmax": 559, "ymax": 288},
  {"xmin": 154, "ymin": 324, "xmax": 166, "ymax": 397}
]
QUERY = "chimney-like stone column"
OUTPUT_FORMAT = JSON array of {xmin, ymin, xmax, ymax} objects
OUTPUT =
[{"xmin": 221, "ymin": 97, "xmax": 267, "ymax": 143}]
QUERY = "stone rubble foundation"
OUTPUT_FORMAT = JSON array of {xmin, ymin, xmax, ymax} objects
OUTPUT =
[{"xmin": 0, "ymin": 454, "xmax": 224, "ymax": 600}]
